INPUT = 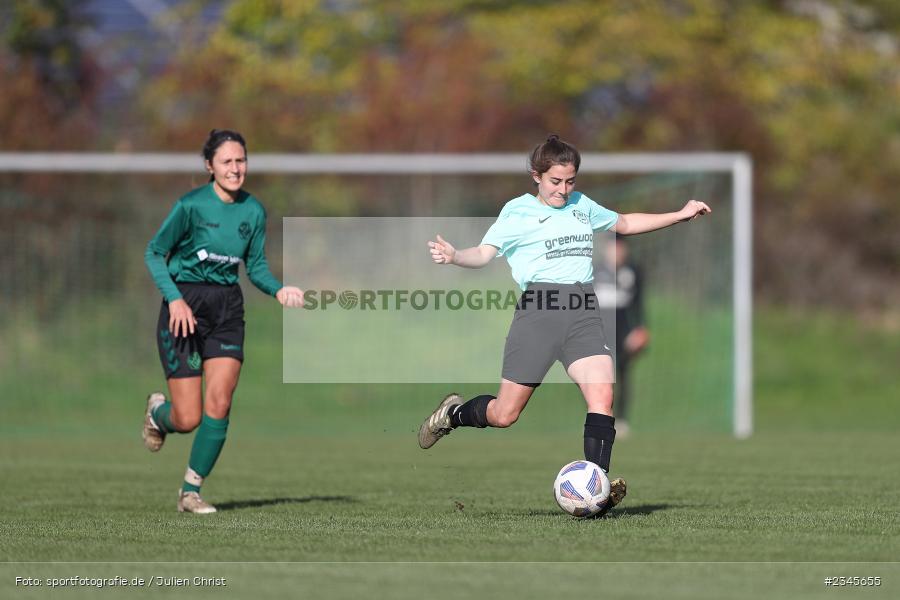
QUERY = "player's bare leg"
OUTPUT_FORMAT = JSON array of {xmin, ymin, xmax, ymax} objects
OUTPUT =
[
  {"xmin": 568, "ymin": 355, "xmax": 626, "ymax": 515},
  {"xmin": 174, "ymin": 358, "xmax": 240, "ymax": 514},
  {"xmin": 167, "ymin": 376, "xmax": 203, "ymax": 432},
  {"xmin": 418, "ymin": 380, "xmax": 535, "ymax": 449},
  {"xmin": 485, "ymin": 380, "xmax": 535, "ymax": 427}
]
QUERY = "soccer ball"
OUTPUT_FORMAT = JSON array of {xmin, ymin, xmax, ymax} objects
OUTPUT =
[{"xmin": 553, "ymin": 460, "xmax": 610, "ymax": 518}]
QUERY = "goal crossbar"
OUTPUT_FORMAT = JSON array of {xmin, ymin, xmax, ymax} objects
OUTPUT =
[
  {"xmin": 0, "ymin": 151, "xmax": 752, "ymax": 437},
  {"xmin": 1, "ymin": 152, "xmax": 745, "ymax": 174}
]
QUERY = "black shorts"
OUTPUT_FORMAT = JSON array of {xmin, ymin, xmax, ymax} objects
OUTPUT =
[
  {"xmin": 501, "ymin": 282, "xmax": 612, "ymax": 387},
  {"xmin": 156, "ymin": 282, "xmax": 245, "ymax": 379}
]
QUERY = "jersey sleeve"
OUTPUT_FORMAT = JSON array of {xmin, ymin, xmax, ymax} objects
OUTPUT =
[
  {"xmin": 145, "ymin": 200, "xmax": 188, "ymax": 302},
  {"xmin": 586, "ymin": 197, "xmax": 619, "ymax": 231},
  {"xmin": 480, "ymin": 204, "xmax": 521, "ymax": 257},
  {"xmin": 244, "ymin": 205, "xmax": 283, "ymax": 297}
]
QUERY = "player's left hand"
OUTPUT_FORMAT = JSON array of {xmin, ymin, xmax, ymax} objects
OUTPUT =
[
  {"xmin": 277, "ymin": 286, "xmax": 305, "ymax": 308},
  {"xmin": 678, "ymin": 200, "xmax": 712, "ymax": 221}
]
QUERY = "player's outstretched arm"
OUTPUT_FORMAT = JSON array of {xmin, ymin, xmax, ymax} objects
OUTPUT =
[
  {"xmin": 276, "ymin": 286, "xmax": 305, "ymax": 307},
  {"xmin": 428, "ymin": 235, "xmax": 495, "ymax": 269},
  {"xmin": 614, "ymin": 200, "xmax": 711, "ymax": 235}
]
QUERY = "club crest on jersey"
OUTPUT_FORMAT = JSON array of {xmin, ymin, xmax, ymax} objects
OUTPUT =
[
  {"xmin": 572, "ymin": 210, "xmax": 589, "ymax": 224},
  {"xmin": 238, "ymin": 221, "xmax": 251, "ymax": 240}
]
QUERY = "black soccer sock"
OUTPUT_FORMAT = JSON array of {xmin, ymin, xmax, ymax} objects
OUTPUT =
[
  {"xmin": 583, "ymin": 412, "xmax": 616, "ymax": 472},
  {"xmin": 449, "ymin": 395, "xmax": 495, "ymax": 428}
]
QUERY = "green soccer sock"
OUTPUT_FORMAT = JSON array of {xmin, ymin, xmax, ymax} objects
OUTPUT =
[
  {"xmin": 151, "ymin": 401, "xmax": 176, "ymax": 434},
  {"xmin": 182, "ymin": 414, "xmax": 229, "ymax": 493}
]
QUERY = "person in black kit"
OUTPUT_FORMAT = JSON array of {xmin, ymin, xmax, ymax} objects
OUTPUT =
[{"xmin": 607, "ymin": 234, "xmax": 649, "ymax": 437}]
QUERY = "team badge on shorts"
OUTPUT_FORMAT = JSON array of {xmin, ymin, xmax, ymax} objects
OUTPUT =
[
  {"xmin": 572, "ymin": 210, "xmax": 589, "ymax": 224},
  {"xmin": 188, "ymin": 351, "xmax": 202, "ymax": 371}
]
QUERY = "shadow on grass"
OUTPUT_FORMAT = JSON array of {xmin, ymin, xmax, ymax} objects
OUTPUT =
[
  {"xmin": 605, "ymin": 503, "xmax": 676, "ymax": 518},
  {"xmin": 514, "ymin": 503, "xmax": 678, "ymax": 519},
  {"xmin": 216, "ymin": 495, "xmax": 358, "ymax": 511}
]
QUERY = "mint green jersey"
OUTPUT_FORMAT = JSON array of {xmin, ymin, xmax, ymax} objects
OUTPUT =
[
  {"xmin": 481, "ymin": 192, "xmax": 618, "ymax": 291},
  {"xmin": 145, "ymin": 184, "xmax": 283, "ymax": 302}
]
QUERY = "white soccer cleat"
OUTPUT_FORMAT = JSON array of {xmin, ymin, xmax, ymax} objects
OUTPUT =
[
  {"xmin": 142, "ymin": 392, "xmax": 167, "ymax": 452},
  {"xmin": 418, "ymin": 393, "xmax": 463, "ymax": 449},
  {"xmin": 177, "ymin": 489, "xmax": 217, "ymax": 514}
]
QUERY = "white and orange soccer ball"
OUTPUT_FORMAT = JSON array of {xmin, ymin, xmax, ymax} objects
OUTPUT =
[{"xmin": 553, "ymin": 460, "xmax": 611, "ymax": 518}]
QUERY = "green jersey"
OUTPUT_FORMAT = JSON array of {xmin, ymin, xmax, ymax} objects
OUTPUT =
[{"xmin": 145, "ymin": 183, "xmax": 283, "ymax": 302}]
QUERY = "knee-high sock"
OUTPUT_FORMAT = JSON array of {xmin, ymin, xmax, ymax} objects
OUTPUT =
[
  {"xmin": 182, "ymin": 414, "xmax": 229, "ymax": 493},
  {"xmin": 449, "ymin": 395, "xmax": 494, "ymax": 428},
  {"xmin": 151, "ymin": 401, "xmax": 176, "ymax": 434},
  {"xmin": 583, "ymin": 412, "xmax": 616, "ymax": 473}
]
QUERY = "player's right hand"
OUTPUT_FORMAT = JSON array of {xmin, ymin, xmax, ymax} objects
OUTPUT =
[
  {"xmin": 428, "ymin": 234, "xmax": 456, "ymax": 265},
  {"xmin": 168, "ymin": 298, "xmax": 197, "ymax": 338}
]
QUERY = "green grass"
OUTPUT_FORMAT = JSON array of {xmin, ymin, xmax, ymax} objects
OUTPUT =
[
  {"xmin": 755, "ymin": 308, "xmax": 900, "ymax": 432},
  {"xmin": 2, "ymin": 431, "xmax": 898, "ymax": 562},
  {"xmin": 1, "ymin": 304, "xmax": 898, "ymax": 598},
  {"xmin": 1, "ymin": 432, "xmax": 898, "ymax": 598}
]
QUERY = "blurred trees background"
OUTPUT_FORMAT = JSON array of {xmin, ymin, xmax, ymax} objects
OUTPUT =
[{"xmin": 1, "ymin": 0, "xmax": 898, "ymax": 310}]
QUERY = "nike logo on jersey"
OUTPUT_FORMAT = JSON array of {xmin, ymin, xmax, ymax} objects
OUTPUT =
[{"xmin": 539, "ymin": 216, "xmax": 551, "ymax": 223}]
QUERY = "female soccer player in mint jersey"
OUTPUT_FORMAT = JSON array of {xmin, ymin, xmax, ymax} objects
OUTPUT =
[
  {"xmin": 419, "ymin": 135, "xmax": 710, "ymax": 515},
  {"xmin": 142, "ymin": 129, "xmax": 304, "ymax": 514}
]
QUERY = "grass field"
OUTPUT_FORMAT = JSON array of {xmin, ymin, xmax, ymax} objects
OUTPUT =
[
  {"xmin": 1, "ymin": 432, "xmax": 897, "ymax": 598},
  {"xmin": 1, "ymin": 305, "xmax": 898, "ymax": 599}
]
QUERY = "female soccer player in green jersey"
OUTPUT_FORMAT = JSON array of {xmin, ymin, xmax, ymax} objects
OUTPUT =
[
  {"xmin": 142, "ymin": 129, "xmax": 304, "ymax": 514},
  {"xmin": 419, "ymin": 135, "xmax": 710, "ymax": 515}
]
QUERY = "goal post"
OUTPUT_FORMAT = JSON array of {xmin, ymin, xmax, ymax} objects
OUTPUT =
[{"xmin": 0, "ymin": 151, "xmax": 752, "ymax": 437}]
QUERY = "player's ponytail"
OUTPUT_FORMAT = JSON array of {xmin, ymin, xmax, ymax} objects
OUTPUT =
[{"xmin": 527, "ymin": 134, "xmax": 581, "ymax": 185}]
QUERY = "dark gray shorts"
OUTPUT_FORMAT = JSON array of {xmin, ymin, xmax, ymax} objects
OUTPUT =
[{"xmin": 501, "ymin": 283, "xmax": 612, "ymax": 387}]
